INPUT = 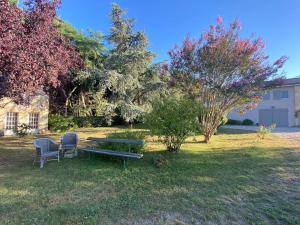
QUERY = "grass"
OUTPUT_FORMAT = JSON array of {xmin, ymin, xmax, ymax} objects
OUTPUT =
[{"xmin": 0, "ymin": 127, "xmax": 299, "ymax": 225}]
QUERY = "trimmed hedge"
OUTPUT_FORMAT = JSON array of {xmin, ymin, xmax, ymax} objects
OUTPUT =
[
  {"xmin": 242, "ymin": 119, "xmax": 254, "ymax": 126},
  {"xmin": 226, "ymin": 118, "xmax": 254, "ymax": 126},
  {"xmin": 226, "ymin": 119, "xmax": 243, "ymax": 125},
  {"xmin": 48, "ymin": 115, "xmax": 77, "ymax": 132}
]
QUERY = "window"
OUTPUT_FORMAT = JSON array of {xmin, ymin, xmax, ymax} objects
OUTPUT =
[
  {"xmin": 273, "ymin": 90, "xmax": 289, "ymax": 100},
  {"xmin": 263, "ymin": 92, "xmax": 270, "ymax": 100},
  {"xmin": 29, "ymin": 113, "xmax": 39, "ymax": 129},
  {"xmin": 5, "ymin": 112, "xmax": 18, "ymax": 130}
]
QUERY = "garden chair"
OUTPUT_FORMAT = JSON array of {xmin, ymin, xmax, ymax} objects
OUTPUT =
[
  {"xmin": 33, "ymin": 138, "xmax": 60, "ymax": 168},
  {"xmin": 61, "ymin": 132, "xmax": 79, "ymax": 157}
]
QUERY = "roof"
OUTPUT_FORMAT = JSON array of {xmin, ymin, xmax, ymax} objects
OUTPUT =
[{"xmin": 282, "ymin": 77, "xmax": 300, "ymax": 86}]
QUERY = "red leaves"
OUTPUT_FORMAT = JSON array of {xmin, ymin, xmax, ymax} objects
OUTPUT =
[{"xmin": 0, "ymin": 0, "xmax": 83, "ymax": 104}]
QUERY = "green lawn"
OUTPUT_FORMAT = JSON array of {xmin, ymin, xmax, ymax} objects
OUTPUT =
[{"xmin": 0, "ymin": 127, "xmax": 299, "ymax": 225}]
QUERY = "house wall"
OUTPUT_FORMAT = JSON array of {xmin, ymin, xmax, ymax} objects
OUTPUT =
[
  {"xmin": 294, "ymin": 85, "xmax": 300, "ymax": 126},
  {"xmin": 229, "ymin": 86, "xmax": 296, "ymax": 127},
  {"xmin": 0, "ymin": 94, "xmax": 49, "ymax": 135}
]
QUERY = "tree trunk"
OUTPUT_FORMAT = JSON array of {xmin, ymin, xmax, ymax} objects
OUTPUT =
[
  {"xmin": 64, "ymin": 98, "xmax": 69, "ymax": 116},
  {"xmin": 62, "ymin": 87, "xmax": 77, "ymax": 116},
  {"xmin": 203, "ymin": 132, "xmax": 212, "ymax": 143}
]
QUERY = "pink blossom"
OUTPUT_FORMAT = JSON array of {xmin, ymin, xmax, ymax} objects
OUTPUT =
[
  {"xmin": 162, "ymin": 64, "xmax": 169, "ymax": 71},
  {"xmin": 253, "ymin": 37, "xmax": 265, "ymax": 50},
  {"xmin": 231, "ymin": 19, "xmax": 241, "ymax": 30},
  {"xmin": 217, "ymin": 15, "xmax": 223, "ymax": 24},
  {"xmin": 183, "ymin": 39, "xmax": 194, "ymax": 52},
  {"xmin": 210, "ymin": 25, "xmax": 216, "ymax": 32},
  {"xmin": 273, "ymin": 56, "xmax": 288, "ymax": 68},
  {"xmin": 236, "ymin": 20, "xmax": 241, "ymax": 30}
]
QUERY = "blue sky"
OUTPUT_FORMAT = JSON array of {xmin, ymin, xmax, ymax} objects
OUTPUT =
[{"xmin": 56, "ymin": 0, "xmax": 300, "ymax": 77}]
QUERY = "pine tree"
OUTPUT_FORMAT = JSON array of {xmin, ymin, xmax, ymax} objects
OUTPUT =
[{"xmin": 102, "ymin": 3, "xmax": 166, "ymax": 123}]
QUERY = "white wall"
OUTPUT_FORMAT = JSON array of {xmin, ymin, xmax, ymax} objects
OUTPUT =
[{"xmin": 229, "ymin": 86, "xmax": 296, "ymax": 127}]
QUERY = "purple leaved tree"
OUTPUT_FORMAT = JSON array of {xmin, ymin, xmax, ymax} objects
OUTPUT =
[{"xmin": 0, "ymin": 0, "xmax": 83, "ymax": 104}]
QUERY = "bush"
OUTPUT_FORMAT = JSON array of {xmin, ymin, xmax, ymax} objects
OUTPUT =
[
  {"xmin": 98, "ymin": 130, "xmax": 147, "ymax": 153},
  {"xmin": 48, "ymin": 115, "xmax": 77, "ymax": 132},
  {"xmin": 242, "ymin": 119, "xmax": 254, "ymax": 126},
  {"xmin": 74, "ymin": 116, "xmax": 104, "ymax": 128},
  {"xmin": 219, "ymin": 115, "xmax": 228, "ymax": 127},
  {"xmin": 227, "ymin": 119, "xmax": 242, "ymax": 125},
  {"xmin": 257, "ymin": 123, "xmax": 276, "ymax": 140},
  {"xmin": 145, "ymin": 97, "xmax": 201, "ymax": 152},
  {"xmin": 14, "ymin": 123, "xmax": 31, "ymax": 137}
]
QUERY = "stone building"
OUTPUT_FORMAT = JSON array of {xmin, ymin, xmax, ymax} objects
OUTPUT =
[{"xmin": 0, "ymin": 93, "xmax": 49, "ymax": 136}]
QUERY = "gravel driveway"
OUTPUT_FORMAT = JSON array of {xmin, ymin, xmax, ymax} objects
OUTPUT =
[{"xmin": 223, "ymin": 125, "xmax": 300, "ymax": 142}]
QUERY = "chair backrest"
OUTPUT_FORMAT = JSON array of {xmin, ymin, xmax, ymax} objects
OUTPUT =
[
  {"xmin": 61, "ymin": 132, "xmax": 78, "ymax": 146},
  {"xmin": 33, "ymin": 138, "xmax": 50, "ymax": 155}
]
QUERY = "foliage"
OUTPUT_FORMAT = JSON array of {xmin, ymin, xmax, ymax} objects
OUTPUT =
[
  {"xmin": 0, "ymin": 0, "xmax": 82, "ymax": 104},
  {"xmin": 97, "ymin": 130, "xmax": 147, "ymax": 153},
  {"xmin": 55, "ymin": 19, "xmax": 105, "ymax": 69},
  {"xmin": 14, "ymin": 123, "xmax": 31, "ymax": 137},
  {"xmin": 48, "ymin": 114, "xmax": 77, "ymax": 132},
  {"xmin": 168, "ymin": 16, "xmax": 287, "ymax": 142},
  {"xmin": 145, "ymin": 97, "xmax": 200, "ymax": 152},
  {"xmin": 51, "ymin": 20, "xmax": 106, "ymax": 116},
  {"xmin": 227, "ymin": 119, "xmax": 243, "ymax": 125},
  {"xmin": 74, "ymin": 116, "xmax": 104, "ymax": 128},
  {"xmin": 220, "ymin": 115, "xmax": 228, "ymax": 127},
  {"xmin": 257, "ymin": 123, "xmax": 276, "ymax": 140},
  {"xmin": 8, "ymin": 0, "xmax": 17, "ymax": 5},
  {"xmin": 101, "ymin": 4, "xmax": 167, "ymax": 123},
  {"xmin": 242, "ymin": 119, "xmax": 254, "ymax": 126}
]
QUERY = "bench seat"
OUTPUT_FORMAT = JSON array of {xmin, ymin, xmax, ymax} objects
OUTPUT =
[{"xmin": 80, "ymin": 148, "xmax": 143, "ymax": 159}]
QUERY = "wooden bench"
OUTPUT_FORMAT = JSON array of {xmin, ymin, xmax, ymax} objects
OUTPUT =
[{"xmin": 79, "ymin": 137, "xmax": 144, "ymax": 167}]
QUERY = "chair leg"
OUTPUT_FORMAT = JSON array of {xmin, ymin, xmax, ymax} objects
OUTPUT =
[
  {"xmin": 40, "ymin": 158, "xmax": 44, "ymax": 168},
  {"xmin": 58, "ymin": 153, "xmax": 60, "ymax": 163},
  {"xmin": 33, "ymin": 156, "xmax": 36, "ymax": 166}
]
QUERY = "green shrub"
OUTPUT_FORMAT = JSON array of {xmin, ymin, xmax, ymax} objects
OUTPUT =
[
  {"xmin": 227, "ymin": 119, "xmax": 243, "ymax": 125},
  {"xmin": 97, "ymin": 130, "xmax": 147, "ymax": 153},
  {"xmin": 242, "ymin": 119, "xmax": 254, "ymax": 126},
  {"xmin": 74, "ymin": 116, "xmax": 104, "ymax": 128},
  {"xmin": 14, "ymin": 123, "xmax": 31, "ymax": 137},
  {"xmin": 145, "ymin": 97, "xmax": 201, "ymax": 152},
  {"xmin": 218, "ymin": 115, "xmax": 228, "ymax": 127},
  {"xmin": 48, "ymin": 115, "xmax": 77, "ymax": 132},
  {"xmin": 257, "ymin": 123, "xmax": 276, "ymax": 140}
]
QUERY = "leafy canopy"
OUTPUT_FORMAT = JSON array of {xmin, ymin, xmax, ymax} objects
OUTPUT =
[
  {"xmin": 101, "ymin": 3, "xmax": 167, "ymax": 123},
  {"xmin": 0, "ymin": 0, "xmax": 82, "ymax": 103},
  {"xmin": 168, "ymin": 16, "xmax": 287, "ymax": 142},
  {"xmin": 145, "ymin": 97, "xmax": 200, "ymax": 152}
]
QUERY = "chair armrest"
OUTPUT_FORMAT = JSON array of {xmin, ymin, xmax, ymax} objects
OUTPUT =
[{"xmin": 49, "ymin": 140, "xmax": 60, "ymax": 152}]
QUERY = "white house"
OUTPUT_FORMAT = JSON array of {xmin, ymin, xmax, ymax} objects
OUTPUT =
[{"xmin": 229, "ymin": 78, "xmax": 300, "ymax": 127}]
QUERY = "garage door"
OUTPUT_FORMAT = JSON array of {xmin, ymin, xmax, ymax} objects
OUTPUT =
[{"xmin": 259, "ymin": 108, "xmax": 288, "ymax": 127}]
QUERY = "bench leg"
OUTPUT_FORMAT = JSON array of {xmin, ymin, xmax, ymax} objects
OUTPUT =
[{"xmin": 123, "ymin": 158, "xmax": 126, "ymax": 169}]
